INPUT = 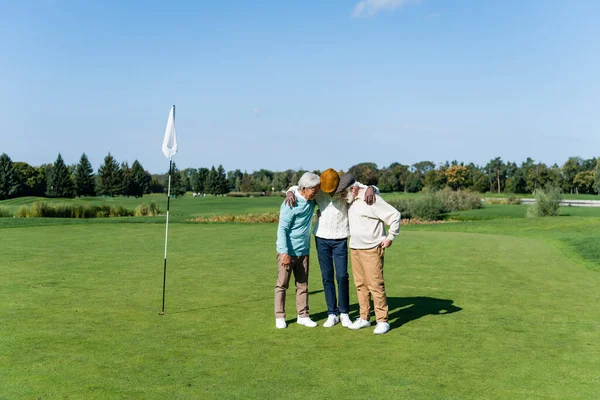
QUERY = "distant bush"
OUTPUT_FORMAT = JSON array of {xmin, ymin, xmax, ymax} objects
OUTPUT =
[
  {"xmin": 0, "ymin": 207, "xmax": 12, "ymax": 218},
  {"xmin": 436, "ymin": 188, "xmax": 483, "ymax": 213},
  {"xmin": 527, "ymin": 186, "xmax": 562, "ymax": 217},
  {"xmin": 15, "ymin": 202, "xmax": 134, "ymax": 218},
  {"xmin": 486, "ymin": 195, "xmax": 522, "ymax": 205},
  {"xmin": 506, "ymin": 195, "xmax": 522, "ymax": 205},
  {"xmin": 387, "ymin": 199, "xmax": 414, "ymax": 220},
  {"xmin": 16, "ymin": 206, "xmax": 28, "ymax": 218},
  {"xmin": 412, "ymin": 192, "xmax": 444, "ymax": 221},
  {"xmin": 388, "ymin": 190, "xmax": 482, "ymax": 221},
  {"xmin": 192, "ymin": 212, "xmax": 280, "ymax": 223},
  {"xmin": 135, "ymin": 201, "xmax": 161, "ymax": 216}
]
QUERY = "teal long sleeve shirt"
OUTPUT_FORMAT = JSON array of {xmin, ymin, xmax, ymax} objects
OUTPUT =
[{"xmin": 276, "ymin": 191, "xmax": 316, "ymax": 256}]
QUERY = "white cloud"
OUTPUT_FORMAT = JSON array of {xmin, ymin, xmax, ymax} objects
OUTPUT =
[{"xmin": 352, "ymin": 0, "xmax": 421, "ymax": 17}]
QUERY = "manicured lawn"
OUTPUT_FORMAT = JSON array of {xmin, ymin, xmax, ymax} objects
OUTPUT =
[{"xmin": 1, "ymin": 209, "xmax": 600, "ymax": 398}]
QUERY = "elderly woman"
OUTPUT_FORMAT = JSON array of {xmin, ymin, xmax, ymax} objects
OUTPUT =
[{"xmin": 274, "ymin": 172, "xmax": 321, "ymax": 329}]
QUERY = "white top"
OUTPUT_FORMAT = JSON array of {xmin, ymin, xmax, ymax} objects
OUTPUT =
[
  {"xmin": 288, "ymin": 184, "xmax": 375, "ymax": 240},
  {"xmin": 348, "ymin": 189, "xmax": 401, "ymax": 249},
  {"xmin": 313, "ymin": 190, "xmax": 350, "ymax": 239}
]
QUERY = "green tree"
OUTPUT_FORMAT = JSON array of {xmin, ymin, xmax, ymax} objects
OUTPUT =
[
  {"xmin": 0, "ymin": 153, "xmax": 18, "ymax": 200},
  {"xmin": 47, "ymin": 153, "xmax": 75, "ymax": 198},
  {"xmin": 272, "ymin": 170, "xmax": 292, "ymax": 192},
  {"xmin": 470, "ymin": 168, "xmax": 489, "ymax": 193},
  {"xmin": 120, "ymin": 162, "xmax": 133, "ymax": 196},
  {"xmin": 215, "ymin": 165, "xmax": 230, "ymax": 195},
  {"xmin": 593, "ymin": 160, "xmax": 600, "ymax": 195},
  {"xmin": 74, "ymin": 153, "xmax": 95, "ymax": 197},
  {"xmin": 561, "ymin": 156, "xmax": 583, "ymax": 194},
  {"xmin": 485, "ymin": 157, "xmax": 506, "ymax": 193},
  {"xmin": 240, "ymin": 171, "xmax": 253, "ymax": 192},
  {"xmin": 193, "ymin": 167, "xmax": 209, "ymax": 194},
  {"xmin": 411, "ymin": 161, "xmax": 436, "ymax": 177},
  {"xmin": 423, "ymin": 167, "xmax": 446, "ymax": 191},
  {"xmin": 13, "ymin": 161, "xmax": 46, "ymax": 197},
  {"xmin": 227, "ymin": 169, "xmax": 243, "ymax": 191},
  {"xmin": 97, "ymin": 153, "xmax": 123, "ymax": 197},
  {"xmin": 205, "ymin": 166, "xmax": 218, "ymax": 194},
  {"xmin": 573, "ymin": 170, "xmax": 595, "ymax": 194},
  {"xmin": 526, "ymin": 163, "xmax": 551, "ymax": 194},
  {"xmin": 149, "ymin": 177, "xmax": 165, "ymax": 194},
  {"xmin": 349, "ymin": 162, "xmax": 379, "ymax": 185},
  {"xmin": 169, "ymin": 162, "xmax": 186, "ymax": 197},
  {"xmin": 130, "ymin": 160, "xmax": 149, "ymax": 198},
  {"xmin": 378, "ymin": 169, "xmax": 399, "ymax": 192},
  {"xmin": 405, "ymin": 172, "xmax": 424, "ymax": 193},
  {"xmin": 445, "ymin": 165, "xmax": 469, "ymax": 190}
]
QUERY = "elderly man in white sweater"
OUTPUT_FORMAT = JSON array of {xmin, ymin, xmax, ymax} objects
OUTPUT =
[
  {"xmin": 285, "ymin": 169, "xmax": 376, "ymax": 328},
  {"xmin": 337, "ymin": 173, "xmax": 401, "ymax": 335}
]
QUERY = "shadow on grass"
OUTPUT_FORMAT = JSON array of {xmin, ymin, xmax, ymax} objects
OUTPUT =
[
  {"xmin": 308, "ymin": 295, "xmax": 462, "ymax": 329},
  {"xmin": 170, "ymin": 289, "xmax": 324, "ymax": 315},
  {"xmin": 387, "ymin": 296, "xmax": 462, "ymax": 329}
]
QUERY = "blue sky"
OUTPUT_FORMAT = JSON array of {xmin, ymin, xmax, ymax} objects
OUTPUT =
[{"xmin": 1, "ymin": 0, "xmax": 598, "ymax": 173}]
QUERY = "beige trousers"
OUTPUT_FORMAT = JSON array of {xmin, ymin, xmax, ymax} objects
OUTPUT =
[
  {"xmin": 351, "ymin": 246, "xmax": 388, "ymax": 322},
  {"xmin": 274, "ymin": 253, "xmax": 309, "ymax": 319}
]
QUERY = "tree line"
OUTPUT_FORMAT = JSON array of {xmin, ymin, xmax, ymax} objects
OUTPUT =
[{"xmin": 1, "ymin": 153, "xmax": 600, "ymax": 200}]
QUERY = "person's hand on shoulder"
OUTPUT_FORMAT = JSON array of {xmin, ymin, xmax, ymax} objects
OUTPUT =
[
  {"xmin": 365, "ymin": 186, "xmax": 376, "ymax": 205},
  {"xmin": 284, "ymin": 191, "xmax": 296, "ymax": 207}
]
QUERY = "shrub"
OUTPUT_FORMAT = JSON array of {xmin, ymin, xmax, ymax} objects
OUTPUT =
[
  {"xmin": 386, "ymin": 199, "xmax": 414, "ymax": 220},
  {"xmin": 387, "ymin": 190, "xmax": 482, "ymax": 221},
  {"xmin": 16, "ymin": 206, "xmax": 28, "ymax": 218},
  {"xmin": 148, "ymin": 201, "xmax": 160, "ymax": 216},
  {"xmin": 15, "ymin": 202, "xmax": 134, "ymax": 218},
  {"xmin": 110, "ymin": 205, "xmax": 132, "ymax": 217},
  {"xmin": 192, "ymin": 212, "xmax": 280, "ymax": 223},
  {"xmin": 0, "ymin": 207, "xmax": 12, "ymax": 218},
  {"xmin": 135, "ymin": 201, "xmax": 161, "ymax": 216},
  {"xmin": 411, "ymin": 193, "xmax": 443, "ymax": 221},
  {"xmin": 436, "ymin": 188, "xmax": 482, "ymax": 213},
  {"xmin": 486, "ymin": 195, "xmax": 522, "ymax": 205},
  {"xmin": 506, "ymin": 195, "xmax": 522, "ymax": 205},
  {"xmin": 527, "ymin": 185, "xmax": 562, "ymax": 217}
]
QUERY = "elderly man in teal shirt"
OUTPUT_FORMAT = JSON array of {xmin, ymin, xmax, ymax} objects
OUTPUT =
[{"xmin": 274, "ymin": 172, "xmax": 320, "ymax": 329}]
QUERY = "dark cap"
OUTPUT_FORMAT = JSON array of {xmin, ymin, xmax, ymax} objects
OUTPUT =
[{"xmin": 335, "ymin": 173, "xmax": 356, "ymax": 194}]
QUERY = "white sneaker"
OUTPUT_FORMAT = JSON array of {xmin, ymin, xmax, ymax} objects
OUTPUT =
[
  {"xmin": 323, "ymin": 314, "xmax": 339, "ymax": 328},
  {"xmin": 348, "ymin": 318, "xmax": 371, "ymax": 330},
  {"xmin": 373, "ymin": 322, "xmax": 390, "ymax": 335},
  {"xmin": 297, "ymin": 315, "xmax": 318, "ymax": 327},
  {"xmin": 340, "ymin": 313, "xmax": 352, "ymax": 327},
  {"xmin": 275, "ymin": 318, "xmax": 287, "ymax": 329}
]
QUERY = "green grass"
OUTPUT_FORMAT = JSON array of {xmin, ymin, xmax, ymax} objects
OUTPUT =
[{"xmin": 1, "ymin": 198, "xmax": 600, "ymax": 398}]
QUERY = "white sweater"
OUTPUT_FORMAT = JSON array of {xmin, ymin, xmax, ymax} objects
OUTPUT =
[
  {"xmin": 348, "ymin": 189, "xmax": 401, "ymax": 249},
  {"xmin": 287, "ymin": 184, "xmax": 376, "ymax": 240}
]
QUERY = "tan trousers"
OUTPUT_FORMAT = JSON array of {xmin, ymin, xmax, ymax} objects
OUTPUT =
[
  {"xmin": 274, "ymin": 253, "xmax": 309, "ymax": 319},
  {"xmin": 351, "ymin": 246, "xmax": 388, "ymax": 322}
]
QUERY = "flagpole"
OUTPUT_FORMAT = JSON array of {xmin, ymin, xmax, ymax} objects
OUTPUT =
[
  {"xmin": 160, "ymin": 104, "xmax": 176, "ymax": 316},
  {"xmin": 161, "ymin": 157, "xmax": 172, "ymax": 315}
]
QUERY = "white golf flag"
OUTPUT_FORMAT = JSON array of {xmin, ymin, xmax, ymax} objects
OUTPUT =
[{"xmin": 162, "ymin": 105, "xmax": 178, "ymax": 158}]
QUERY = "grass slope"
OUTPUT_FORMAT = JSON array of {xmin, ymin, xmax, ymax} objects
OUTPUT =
[{"xmin": 1, "ymin": 222, "xmax": 599, "ymax": 399}]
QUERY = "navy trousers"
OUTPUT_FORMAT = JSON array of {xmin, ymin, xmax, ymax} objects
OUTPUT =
[{"xmin": 315, "ymin": 237, "xmax": 349, "ymax": 315}]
